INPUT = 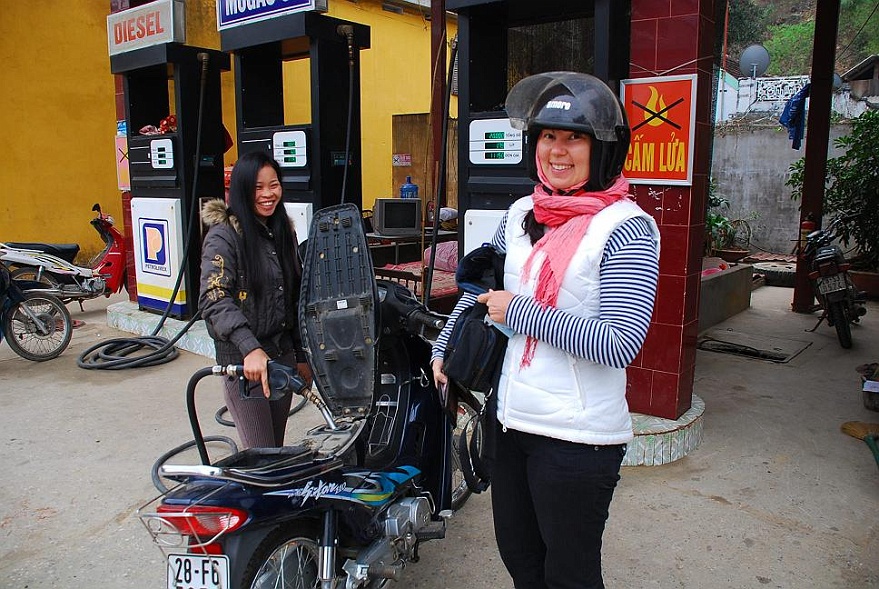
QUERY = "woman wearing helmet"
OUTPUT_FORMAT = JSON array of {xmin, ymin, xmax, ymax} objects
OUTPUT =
[{"xmin": 432, "ymin": 72, "xmax": 660, "ymax": 588}]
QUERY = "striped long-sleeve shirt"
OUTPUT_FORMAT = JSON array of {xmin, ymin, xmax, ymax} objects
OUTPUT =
[{"xmin": 431, "ymin": 210, "xmax": 659, "ymax": 369}]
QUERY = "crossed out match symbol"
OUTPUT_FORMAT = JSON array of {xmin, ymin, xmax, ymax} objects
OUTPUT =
[{"xmin": 631, "ymin": 96, "xmax": 684, "ymax": 131}]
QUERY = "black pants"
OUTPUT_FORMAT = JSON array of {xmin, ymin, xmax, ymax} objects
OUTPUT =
[{"xmin": 491, "ymin": 427, "xmax": 626, "ymax": 589}]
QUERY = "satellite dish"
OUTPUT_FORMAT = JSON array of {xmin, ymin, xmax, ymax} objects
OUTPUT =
[{"xmin": 739, "ymin": 44, "xmax": 770, "ymax": 78}]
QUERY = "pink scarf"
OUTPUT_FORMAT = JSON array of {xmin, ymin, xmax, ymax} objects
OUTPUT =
[{"xmin": 519, "ymin": 168, "xmax": 631, "ymax": 367}]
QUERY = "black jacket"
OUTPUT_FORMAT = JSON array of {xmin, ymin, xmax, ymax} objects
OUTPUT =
[{"xmin": 198, "ymin": 199, "xmax": 303, "ymax": 365}]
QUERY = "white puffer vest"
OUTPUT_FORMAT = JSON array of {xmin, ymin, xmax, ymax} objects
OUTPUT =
[{"xmin": 497, "ymin": 196, "xmax": 658, "ymax": 445}]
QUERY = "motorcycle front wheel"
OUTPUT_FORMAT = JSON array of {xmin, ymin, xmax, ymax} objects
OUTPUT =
[
  {"xmin": 451, "ymin": 401, "xmax": 478, "ymax": 511},
  {"xmin": 3, "ymin": 292, "xmax": 72, "ymax": 361},
  {"xmin": 828, "ymin": 300, "xmax": 853, "ymax": 349}
]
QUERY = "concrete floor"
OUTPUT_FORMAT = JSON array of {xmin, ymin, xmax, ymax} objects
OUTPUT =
[{"xmin": 0, "ymin": 286, "xmax": 876, "ymax": 588}]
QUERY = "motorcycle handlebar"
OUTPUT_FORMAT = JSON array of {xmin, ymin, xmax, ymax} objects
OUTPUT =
[{"xmin": 408, "ymin": 309, "xmax": 446, "ymax": 331}]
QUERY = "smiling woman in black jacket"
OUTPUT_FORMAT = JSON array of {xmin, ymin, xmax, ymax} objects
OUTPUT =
[{"xmin": 198, "ymin": 151, "xmax": 312, "ymax": 449}]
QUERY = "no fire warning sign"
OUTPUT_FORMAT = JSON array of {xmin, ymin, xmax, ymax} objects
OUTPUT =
[{"xmin": 620, "ymin": 74, "xmax": 697, "ymax": 186}]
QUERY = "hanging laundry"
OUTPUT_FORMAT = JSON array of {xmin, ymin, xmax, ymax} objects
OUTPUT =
[{"xmin": 779, "ymin": 83, "xmax": 810, "ymax": 150}]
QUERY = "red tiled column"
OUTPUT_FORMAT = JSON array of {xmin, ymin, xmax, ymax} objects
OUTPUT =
[
  {"xmin": 625, "ymin": 0, "xmax": 717, "ymax": 420},
  {"xmin": 110, "ymin": 1, "xmax": 137, "ymax": 301}
]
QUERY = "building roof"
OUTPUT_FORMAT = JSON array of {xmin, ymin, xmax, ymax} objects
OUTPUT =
[{"xmin": 842, "ymin": 54, "xmax": 879, "ymax": 82}]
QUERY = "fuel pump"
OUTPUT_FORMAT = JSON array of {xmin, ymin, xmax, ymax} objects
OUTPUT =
[
  {"xmin": 111, "ymin": 44, "xmax": 229, "ymax": 320},
  {"xmin": 447, "ymin": 0, "xmax": 630, "ymax": 253},
  {"xmin": 220, "ymin": 10, "xmax": 370, "ymax": 234}
]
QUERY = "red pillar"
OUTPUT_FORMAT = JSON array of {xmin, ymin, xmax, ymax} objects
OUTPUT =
[
  {"xmin": 625, "ymin": 0, "xmax": 718, "ymax": 420},
  {"xmin": 110, "ymin": 0, "xmax": 137, "ymax": 301}
]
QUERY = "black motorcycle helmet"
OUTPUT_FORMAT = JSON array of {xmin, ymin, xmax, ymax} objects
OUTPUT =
[{"xmin": 505, "ymin": 72, "xmax": 631, "ymax": 191}]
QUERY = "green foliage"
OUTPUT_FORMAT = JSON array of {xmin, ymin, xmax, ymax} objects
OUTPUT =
[
  {"xmin": 705, "ymin": 179, "xmax": 752, "ymax": 254},
  {"xmin": 785, "ymin": 109, "xmax": 879, "ymax": 270},
  {"xmin": 727, "ymin": 0, "xmax": 772, "ymax": 59},
  {"xmin": 764, "ymin": 20, "xmax": 815, "ymax": 75},
  {"xmin": 734, "ymin": 0, "xmax": 879, "ymax": 76}
]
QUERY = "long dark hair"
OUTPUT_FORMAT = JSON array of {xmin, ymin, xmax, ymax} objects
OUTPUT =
[{"xmin": 227, "ymin": 151, "xmax": 299, "ymax": 298}]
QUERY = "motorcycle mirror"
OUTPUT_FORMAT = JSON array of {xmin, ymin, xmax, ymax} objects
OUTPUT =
[{"xmin": 92, "ymin": 203, "xmax": 101, "ymax": 212}]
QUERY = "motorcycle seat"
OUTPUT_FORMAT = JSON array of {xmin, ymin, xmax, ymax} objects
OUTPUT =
[{"xmin": 5, "ymin": 242, "xmax": 80, "ymax": 263}]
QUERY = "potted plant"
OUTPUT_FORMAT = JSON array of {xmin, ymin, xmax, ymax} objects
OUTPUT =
[
  {"xmin": 787, "ymin": 109, "xmax": 879, "ymax": 297},
  {"xmin": 705, "ymin": 182, "xmax": 752, "ymax": 262}
]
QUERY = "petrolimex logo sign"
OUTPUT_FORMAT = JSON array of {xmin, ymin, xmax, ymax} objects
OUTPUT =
[
  {"xmin": 139, "ymin": 219, "xmax": 171, "ymax": 277},
  {"xmin": 107, "ymin": 0, "xmax": 184, "ymax": 56},
  {"xmin": 217, "ymin": 0, "xmax": 321, "ymax": 30}
]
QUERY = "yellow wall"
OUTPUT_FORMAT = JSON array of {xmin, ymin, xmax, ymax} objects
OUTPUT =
[
  {"xmin": 0, "ymin": 0, "xmax": 455, "ymax": 258},
  {"xmin": 0, "ymin": 3, "xmax": 121, "ymax": 254}
]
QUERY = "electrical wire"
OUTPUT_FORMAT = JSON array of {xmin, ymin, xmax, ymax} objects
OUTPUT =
[{"xmin": 836, "ymin": 0, "xmax": 879, "ymax": 63}]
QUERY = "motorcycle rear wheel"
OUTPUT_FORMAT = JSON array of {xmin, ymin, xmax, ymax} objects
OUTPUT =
[
  {"xmin": 3, "ymin": 292, "xmax": 72, "ymax": 361},
  {"xmin": 242, "ymin": 523, "xmax": 324, "ymax": 589},
  {"xmin": 10, "ymin": 266, "xmax": 63, "ymax": 288},
  {"xmin": 828, "ymin": 301, "xmax": 853, "ymax": 349}
]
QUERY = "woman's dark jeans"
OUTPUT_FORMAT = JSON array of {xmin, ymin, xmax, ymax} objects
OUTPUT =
[{"xmin": 491, "ymin": 427, "xmax": 626, "ymax": 589}]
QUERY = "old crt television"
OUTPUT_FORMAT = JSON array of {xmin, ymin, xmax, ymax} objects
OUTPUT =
[{"xmin": 372, "ymin": 198, "xmax": 422, "ymax": 237}]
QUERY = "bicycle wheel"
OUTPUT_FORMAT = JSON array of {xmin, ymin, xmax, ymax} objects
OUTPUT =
[{"xmin": 3, "ymin": 292, "xmax": 72, "ymax": 361}]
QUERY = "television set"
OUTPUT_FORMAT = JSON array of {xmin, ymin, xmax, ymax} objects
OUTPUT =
[{"xmin": 372, "ymin": 198, "xmax": 422, "ymax": 237}]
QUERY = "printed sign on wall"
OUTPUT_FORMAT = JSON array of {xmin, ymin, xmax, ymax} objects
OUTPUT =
[{"xmin": 620, "ymin": 74, "xmax": 697, "ymax": 186}]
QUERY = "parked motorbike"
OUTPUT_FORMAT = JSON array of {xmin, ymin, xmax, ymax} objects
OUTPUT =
[
  {"xmin": 0, "ymin": 259, "xmax": 73, "ymax": 361},
  {"xmin": 0, "ymin": 203, "xmax": 126, "ymax": 308},
  {"xmin": 803, "ymin": 214, "xmax": 867, "ymax": 348},
  {"xmin": 138, "ymin": 280, "xmax": 478, "ymax": 589}
]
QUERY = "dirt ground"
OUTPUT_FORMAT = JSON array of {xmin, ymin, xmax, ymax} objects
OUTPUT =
[{"xmin": 0, "ymin": 286, "xmax": 877, "ymax": 588}]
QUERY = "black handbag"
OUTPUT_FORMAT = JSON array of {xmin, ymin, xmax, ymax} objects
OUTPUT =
[{"xmin": 443, "ymin": 302, "xmax": 507, "ymax": 392}]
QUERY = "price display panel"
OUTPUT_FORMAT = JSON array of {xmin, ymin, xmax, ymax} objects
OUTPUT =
[{"xmin": 469, "ymin": 119, "xmax": 523, "ymax": 165}]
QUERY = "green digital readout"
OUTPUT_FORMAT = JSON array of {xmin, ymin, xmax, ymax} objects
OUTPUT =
[
  {"xmin": 283, "ymin": 141, "xmax": 297, "ymax": 147},
  {"xmin": 484, "ymin": 131, "xmax": 505, "ymax": 139},
  {"xmin": 485, "ymin": 152, "xmax": 505, "ymax": 160},
  {"xmin": 284, "ymin": 156, "xmax": 297, "ymax": 163},
  {"xmin": 485, "ymin": 142, "xmax": 505, "ymax": 149}
]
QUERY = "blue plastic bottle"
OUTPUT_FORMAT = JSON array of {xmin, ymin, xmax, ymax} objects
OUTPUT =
[{"xmin": 400, "ymin": 176, "xmax": 419, "ymax": 199}]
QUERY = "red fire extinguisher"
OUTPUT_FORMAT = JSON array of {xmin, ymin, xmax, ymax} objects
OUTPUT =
[{"xmin": 799, "ymin": 216, "xmax": 816, "ymax": 254}]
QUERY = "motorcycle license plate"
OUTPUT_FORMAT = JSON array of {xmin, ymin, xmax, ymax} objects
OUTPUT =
[
  {"xmin": 167, "ymin": 554, "xmax": 229, "ymax": 589},
  {"xmin": 817, "ymin": 274, "xmax": 846, "ymax": 294}
]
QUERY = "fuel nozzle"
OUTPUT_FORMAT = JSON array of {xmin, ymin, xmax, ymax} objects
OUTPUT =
[{"xmin": 337, "ymin": 24, "xmax": 355, "ymax": 65}]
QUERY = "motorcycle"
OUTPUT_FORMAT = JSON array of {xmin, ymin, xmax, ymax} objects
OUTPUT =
[
  {"xmin": 0, "ymin": 259, "xmax": 73, "ymax": 361},
  {"xmin": 803, "ymin": 214, "xmax": 868, "ymax": 348},
  {"xmin": 0, "ymin": 203, "xmax": 127, "ymax": 308},
  {"xmin": 139, "ymin": 280, "xmax": 478, "ymax": 589},
  {"xmin": 139, "ymin": 204, "xmax": 481, "ymax": 589}
]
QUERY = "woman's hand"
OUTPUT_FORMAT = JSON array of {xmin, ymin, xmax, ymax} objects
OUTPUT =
[
  {"xmin": 431, "ymin": 358, "xmax": 448, "ymax": 389},
  {"xmin": 243, "ymin": 348, "xmax": 271, "ymax": 398},
  {"xmin": 431, "ymin": 358, "xmax": 450, "ymax": 406},
  {"xmin": 477, "ymin": 289, "xmax": 514, "ymax": 325},
  {"xmin": 297, "ymin": 362, "xmax": 314, "ymax": 389}
]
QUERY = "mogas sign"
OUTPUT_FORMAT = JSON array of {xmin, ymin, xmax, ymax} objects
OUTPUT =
[
  {"xmin": 107, "ymin": 0, "xmax": 184, "ymax": 56},
  {"xmin": 620, "ymin": 74, "xmax": 697, "ymax": 186},
  {"xmin": 217, "ymin": 0, "xmax": 325, "ymax": 30}
]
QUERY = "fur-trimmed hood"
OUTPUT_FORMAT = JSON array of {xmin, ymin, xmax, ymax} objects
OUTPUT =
[{"xmin": 202, "ymin": 198, "xmax": 242, "ymax": 234}]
